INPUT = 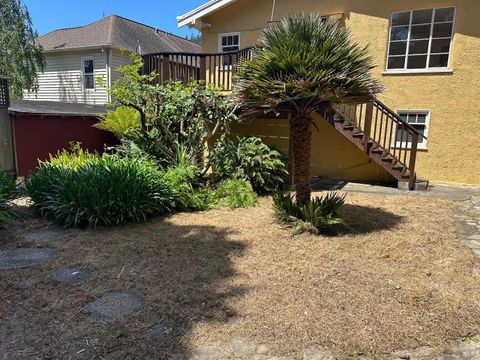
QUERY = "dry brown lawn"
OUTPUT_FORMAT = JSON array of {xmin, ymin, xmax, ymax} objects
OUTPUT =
[{"xmin": 1, "ymin": 192, "xmax": 480, "ymax": 359}]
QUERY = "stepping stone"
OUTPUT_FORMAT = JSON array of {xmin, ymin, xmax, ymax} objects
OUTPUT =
[
  {"xmin": 23, "ymin": 229, "xmax": 62, "ymax": 242},
  {"xmin": 54, "ymin": 266, "xmax": 93, "ymax": 284},
  {"xmin": 303, "ymin": 347, "xmax": 334, "ymax": 360},
  {"xmin": 146, "ymin": 323, "xmax": 171, "ymax": 339},
  {"xmin": 87, "ymin": 291, "xmax": 145, "ymax": 322},
  {"xmin": 0, "ymin": 248, "xmax": 55, "ymax": 270}
]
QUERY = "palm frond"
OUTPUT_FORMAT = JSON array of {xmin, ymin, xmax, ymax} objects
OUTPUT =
[{"xmin": 234, "ymin": 13, "xmax": 383, "ymax": 116}]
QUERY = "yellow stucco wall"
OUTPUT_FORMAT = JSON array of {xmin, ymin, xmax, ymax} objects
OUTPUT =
[
  {"xmin": 232, "ymin": 115, "xmax": 395, "ymax": 183},
  {"xmin": 199, "ymin": 0, "xmax": 480, "ymax": 185}
]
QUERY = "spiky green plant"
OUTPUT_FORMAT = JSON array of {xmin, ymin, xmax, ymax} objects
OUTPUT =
[
  {"xmin": 272, "ymin": 191, "xmax": 346, "ymax": 234},
  {"xmin": 234, "ymin": 14, "xmax": 382, "ymax": 204}
]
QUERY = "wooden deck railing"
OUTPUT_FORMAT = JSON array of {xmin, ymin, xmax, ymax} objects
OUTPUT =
[
  {"xmin": 0, "ymin": 78, "xmax": 9, "ymax": 107},
  {"xmin": 334, "ymin": 99, "xmax": 425, "ymax": 187},
  {"xmin": 141, "ymin": 48, "xmax": 253, "ymax": 91}
]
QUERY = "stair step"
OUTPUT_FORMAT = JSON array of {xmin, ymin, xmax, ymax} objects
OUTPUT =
[
  {"xmin": 381, "ymin": 155, "xmax": 394, "ymax": 162},
  {"xmin": 343, "ymin": 125, "xmax": 355, "ymax": 131},
  {"xmin": 371, "ymin": 147, "xmax": 384, "ymax": 154},
  {"xmin": 352, "ymin": 132, "xmax": 364, "ymax": 138},
  {"xmin": 334, "ymin": 116, "xmax": 345, "ymax": 123},
  {"xmin": 391, "ymin": 163, "xmax": 405, "ymax": 170}
]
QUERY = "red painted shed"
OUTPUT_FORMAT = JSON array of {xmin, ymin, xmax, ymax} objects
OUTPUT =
[{"xmin": 9, "ymin": 100, "xmax": 116, "ymax": 177}]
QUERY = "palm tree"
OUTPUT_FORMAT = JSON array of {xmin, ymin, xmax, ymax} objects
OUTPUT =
[{"xmin": 233, "ymin": 14, "xmax": 382, "ymax": 204}]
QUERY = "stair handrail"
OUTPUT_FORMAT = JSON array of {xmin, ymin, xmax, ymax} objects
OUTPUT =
[{"xmin": 373, "ymin": 98, "xmax": 427, "ymax": 140}]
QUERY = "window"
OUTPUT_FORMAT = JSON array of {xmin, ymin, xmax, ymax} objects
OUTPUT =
[
  {"xmin": 81, "ymin": 57, "xmax": 95, "ymax": 90},
  {"xmin": 395, "ymin": 111, "xmax": 430, "ymax": 149},
  {"xmin": 387, "ymin": 7, "xmax": 455, "ymax": 71},
  {"xmin": 219, "ymin": 32, "xmax": 240, "ymax": 52},
  {"xmin": 219, "ymin": 32, "xmax": 240, "ymax": 66}
]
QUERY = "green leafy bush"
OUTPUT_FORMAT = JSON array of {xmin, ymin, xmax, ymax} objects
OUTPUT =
[
  {"xmin": 210, "ymin": 136, "xmax": 287, "ymax": 194},
  {"xmin": 214, "ymin": 179, "xmax": 257, "ymax": 209},
  {"xmin": 105, "ymin": 53, "xmax": 237, "ymax": 170},
  {"xmin": 27, "ymin": 153, "xmax": 173, "ymax": 228},
  {"xmin": 0, "ymin": 171, "xmax": 16, "ymax": 224},
  {"xmin": 272, "ymin": 192, "xmax": 346, "ymax": 234},
  {"xmin": 163, "ymin": 163, "xmax": 213, "ymax": 211}
]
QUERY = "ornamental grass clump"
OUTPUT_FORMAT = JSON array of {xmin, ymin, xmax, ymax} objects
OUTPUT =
[
  {"xmin": 26, "ymin": 151, "xmax": 173, "ymax": 228},
  {"xmin": 272, "ymin": 192, "xmax": 346, "ymax": 235}
]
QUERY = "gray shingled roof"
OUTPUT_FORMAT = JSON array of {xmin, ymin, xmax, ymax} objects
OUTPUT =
[
  {"xmin": 38, "ymin": 15, "xmax": 201, "ymax": 54},
  {"xmin": 9, "ymin": 100, "xmax": 107, "ymax": 116}
]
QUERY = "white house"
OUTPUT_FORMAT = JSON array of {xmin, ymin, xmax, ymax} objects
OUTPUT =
[{"xmin": 24, "ymin": 15, "xmax": 200, "ymax": 104}]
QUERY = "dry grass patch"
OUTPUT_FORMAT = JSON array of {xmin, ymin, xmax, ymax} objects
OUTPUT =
[{"xmin": 1, "ymin": 192, "xmax": 480, "ymax": 359}]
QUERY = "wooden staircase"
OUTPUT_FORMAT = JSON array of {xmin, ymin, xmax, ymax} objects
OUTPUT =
[
  {"xmin": 141, "ymin": 48, "xmax": 425, "ymax": 190},
  {"xmin": 323, "ymin": 99, "xmax": 424, "ymax": 190}
]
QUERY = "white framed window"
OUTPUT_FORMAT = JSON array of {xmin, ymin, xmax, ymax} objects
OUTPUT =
[
  {"xmin": 218, "ymin": 32, "xmax": 240, "ymax": 67},
  {"xmin": 395, "ymin": 110, "xmax": 430, "ymax": 150},
  {"xmin": 81, "ymin": 57, "xmax": 95, "ymax": 90},
  {"xmin": 386, "ymin": 7, "xmax": 455, "ymax": 72},
  {"xmin": 218, "ymin": 32, "xmax": 240, "ymax": 52}
]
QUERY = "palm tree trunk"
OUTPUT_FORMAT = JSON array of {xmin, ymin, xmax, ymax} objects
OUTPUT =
[{"xmin": 290, "ymin": 113, "xmax": 312, "ymax": 204}]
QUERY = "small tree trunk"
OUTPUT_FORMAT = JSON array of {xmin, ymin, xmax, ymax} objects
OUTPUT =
[{"xmin": 290, "ymin": 113, "xmax": 312, "ymax": 204}]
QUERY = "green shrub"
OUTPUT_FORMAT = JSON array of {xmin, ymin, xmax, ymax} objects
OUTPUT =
[
  {"xmin": 0, "ymin": 171, "xmax": 15, "ymax": 224},
  {"xmin": 214, "ymin": 179, "xmax": 257, "ymax": 209},
  {"xmin": 27, "ymin": 153, "xmax": 173, "ymax": 228},
  {"xmin": 272, "ymin": 192, "xmax": 346, "ymax": 234},
  {"xmin": 210, "ymin": 136, "xmax": 287, "ymax": 194},
  {"xmin": 95, "ymin": 106, "xmax": 141, "ymax": 138},
  {"xmin": 164, "ymin": 163, "xmax": 213, "ymax": 211},
  {"xmin": 41, "ymin": 143, "xmax": 96, "ymax": 169}
]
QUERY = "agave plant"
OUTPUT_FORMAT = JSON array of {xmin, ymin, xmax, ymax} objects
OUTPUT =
[{"xmin": 234, "ymin": 14, "xmax": 382, "ymax": 204}]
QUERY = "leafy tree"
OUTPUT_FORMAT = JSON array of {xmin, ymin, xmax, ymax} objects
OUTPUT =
[
  {"xmin": 0, "ymin": 0, "xmax": 45, "ymax": 98},
  {"xmin": 105, "ymin": 53, "xmax": 237, "ymax": 172},
  {"xmin": 234, "ymin": 14, "xmax": 382, "ymax": 204}
]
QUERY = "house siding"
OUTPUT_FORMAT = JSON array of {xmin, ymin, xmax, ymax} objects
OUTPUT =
[
  {"xmin": 24, "ymin": 49, "xmax": 109, "ymax": 104},
  {"xmin": 200, "ymin": 0, "xmax": 480, "ymax": 185},
  {"xmin": 110, "ymin": 49, "xmax": 133, "ymax": 84}
]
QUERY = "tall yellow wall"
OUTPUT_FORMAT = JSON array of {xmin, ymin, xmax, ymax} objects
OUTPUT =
[{"xmin": 200, "ymin": 0, "xmax": 480, "ymax": 185}]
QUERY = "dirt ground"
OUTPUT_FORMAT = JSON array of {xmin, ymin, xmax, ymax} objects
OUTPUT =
[{"xmin": 1, "ymin": 192, "xmax": 480, "ymax": 360}]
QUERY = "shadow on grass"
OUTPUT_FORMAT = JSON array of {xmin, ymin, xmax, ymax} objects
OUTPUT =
[
  {"xmin": 81, "ymin": 221, "xmax": 246, "ymax": 359},
  {"xmin": 0, "ymin": 217, "xmax": 247, "ymax": 359},
  {"xmin": 318, "ymin": 204, "xmax": 404, "ymax": 236}
]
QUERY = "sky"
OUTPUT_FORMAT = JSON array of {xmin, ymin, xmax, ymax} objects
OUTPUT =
[{"xmin": 22, "ymin": 0, "xmax": 206, "ymax": 38}]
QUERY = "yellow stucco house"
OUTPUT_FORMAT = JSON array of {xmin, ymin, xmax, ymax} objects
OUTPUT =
[{"xmin": 170, "ymin": 0, "xmax": 480, "ymax": 187}]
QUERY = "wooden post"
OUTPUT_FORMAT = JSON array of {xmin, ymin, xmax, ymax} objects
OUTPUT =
[
  {"xmin": 199, "ymin": 56, "xmax": 207, "ymax": 82},
  {"xmin": 162, "ymin": 56, "xmax": 170, "ymax": 84},
  {"xmin": 0, "ymin": 79, "xmax": 15, "ymax": 175},
  {"xmin": 363, "ymin": 101, "xmax": 374, "ymax": 154},
  {"xmin": 408, "ymin": 133, "xmax": 418, "ymax": 190}
]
